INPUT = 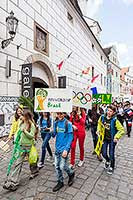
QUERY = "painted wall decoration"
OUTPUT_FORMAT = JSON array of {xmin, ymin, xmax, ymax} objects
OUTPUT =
[
  {"xmin": 92, "ymin": 94, "xmax": 112, "ymax": 104},
  {"xmin": 0, "ymin": 96, "xmax": 19, "ymax": 137},
  {"xmin": 72, "ymin": 89, "xmax": 92, "ymax": 109},
  {"xmin": 34, "ymin": 88, "xmax": 72, "ymax": 112}
]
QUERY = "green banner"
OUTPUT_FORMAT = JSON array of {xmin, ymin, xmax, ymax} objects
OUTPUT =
[{"xmin": 92, "ymin": 94, "xmax": 112, "ymax": 104}]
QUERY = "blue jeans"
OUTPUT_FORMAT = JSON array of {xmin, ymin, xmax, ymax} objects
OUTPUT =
[
  {"xmin": 41, "ymin": 132, "xmax": 52, "ymax": 164},
  {"xmin": 55, "ymin": 152, "xmax": 74, "ymax": 183},
  {"xmin": 102, "ymin": 140, "xmax": 116, "ymax": 169}
]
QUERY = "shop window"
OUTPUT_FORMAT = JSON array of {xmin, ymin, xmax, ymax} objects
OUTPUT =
[
  {"xmin": 104, "ymin": 76, "xmax": 106, "ymax": 86},
  {"xmin": 101, "ymin": 73, "xmax": 103, "ymax": 85},
  {"xmin": 34, "ymin": 22, "xmax": 49, "ymax": 56},
  {"xmin": 92, "ymin": 43, "xmax": 95, "ymax": 50},
  {"xmin": 92, "ymin": 66, "xmax": 94, "ymax": 77}
]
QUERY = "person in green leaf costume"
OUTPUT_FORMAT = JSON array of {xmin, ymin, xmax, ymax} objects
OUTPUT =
[{"xmin": 3, "ymin": 110, "xmax": 39, "ymax": 191}]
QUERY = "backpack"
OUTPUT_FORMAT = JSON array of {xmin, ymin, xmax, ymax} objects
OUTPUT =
[{"xmin": 55, "ymin": 119, "xmax": 68, "ymax": 134}]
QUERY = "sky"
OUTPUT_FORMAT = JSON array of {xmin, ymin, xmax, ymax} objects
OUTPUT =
[{"xmin": 82, "ymin": 0, "xmax": 133, "ymax": 68}]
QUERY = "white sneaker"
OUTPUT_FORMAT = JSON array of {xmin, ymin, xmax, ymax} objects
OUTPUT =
[
  {"xmin": 46, "ymin": 156, "xmax": 53, "ymax": 162},
  {"xmin": 78, "ymin": 160, "xmax": 84, "ymax": 167},
  {"xmin": 38, "ymin": 162, "xmax": 44, "ymax": 168}
]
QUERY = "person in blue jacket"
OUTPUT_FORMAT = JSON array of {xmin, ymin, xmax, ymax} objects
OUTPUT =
[{"xmin": 52, "ymin": 112, "xmax": 75, "ymax": 192}]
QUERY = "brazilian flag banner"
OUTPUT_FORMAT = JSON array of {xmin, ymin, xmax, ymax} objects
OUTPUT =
[{"xmin": 92, "ymin": 94, "xmax": 112, "ymax": 104}]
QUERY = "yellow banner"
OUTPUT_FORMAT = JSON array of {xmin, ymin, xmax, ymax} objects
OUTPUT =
[{"xmin": 95, "ymin": 123, "xmax": 105, "ymax": 156}]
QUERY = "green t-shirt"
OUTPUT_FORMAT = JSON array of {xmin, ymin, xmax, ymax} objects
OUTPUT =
[
  {"xmin": 19, "ymin": 122, "xmax": 35, "ymax": 146},
  {"xmin": 104, "ymin": 117, "xmax": 111, "ymax": 141}
]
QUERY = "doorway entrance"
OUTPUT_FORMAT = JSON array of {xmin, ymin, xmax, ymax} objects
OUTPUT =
[{"xmin": 32, "ymin": 77, "xmax": 49, "ymax": 96}]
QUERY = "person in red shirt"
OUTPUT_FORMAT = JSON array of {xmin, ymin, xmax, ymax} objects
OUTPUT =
[{"xmin": 70, "ymin": 107, "xmax": 86, "ymax": 168}]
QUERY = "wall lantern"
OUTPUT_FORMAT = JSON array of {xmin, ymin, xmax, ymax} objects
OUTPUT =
[{"xmin": 1, "ymin": 11, "xmax": 19, "ymax": 49}]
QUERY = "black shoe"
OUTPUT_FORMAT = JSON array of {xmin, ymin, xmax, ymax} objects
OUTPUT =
[
  {"xmin": 68, "ymin": 172, "xmax": 75, "ymax": 186},
  {"xmin": 53, "ymin": 181, "xmax": 64, "ymax": 192},
  {"xmin": 29, "ymin": 171, "xmax": 39, "ymax": 180},
  {"xmin": 3, "ymin": 184, "xmax": 18, "ymax": 191},
  {"xmin": 107, "ymin": 167, "xmax": 114, "ymax": 175},
  {"xmin": 104, "ymin": 161, "xmax": 110, "ymax": 170}
]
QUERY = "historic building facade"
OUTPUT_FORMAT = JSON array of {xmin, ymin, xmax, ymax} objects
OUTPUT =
[
  {"xmin": 104, "ymin": 46, "xmax": 121, "ymax": 100},
  {"xmin": 120, "ymin": 67, "xmax": 133, "ymax": 102},
  {"xmin": 0, "ymin": 0, "xmax": 108, "ymax": 136}
]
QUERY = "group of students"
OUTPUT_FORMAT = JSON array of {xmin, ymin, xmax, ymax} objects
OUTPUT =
[{"xmin": 3, "ymin": 101, "xmax": 133, "ymax": 192}]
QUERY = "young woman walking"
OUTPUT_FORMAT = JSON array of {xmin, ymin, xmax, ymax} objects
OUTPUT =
[
  {"xmin": 38, "ymin": 112, "xmax": 53, "ymax": 168},
  {"xmin": 70, "ymin": 107, "xmax": 86, "ymax": 168},
  {"xmin": 8, "ymin": 105, "xmax": 23, "ymax": 140},
  {"xmin": 3, "ymin": 110, "xmax": 39, "ymax": 191}
]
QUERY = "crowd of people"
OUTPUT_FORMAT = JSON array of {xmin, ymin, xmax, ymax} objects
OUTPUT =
[{"xmin": 2, "ymin": 100, "xmax": 133, "ymax": 192}]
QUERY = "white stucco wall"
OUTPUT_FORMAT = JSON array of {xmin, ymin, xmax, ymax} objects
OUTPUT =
[{"xmin": 0, "ymin": 0, "xmax": 107, "ymax": 96}]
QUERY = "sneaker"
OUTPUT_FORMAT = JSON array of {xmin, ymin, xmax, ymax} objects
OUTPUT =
[
  {"xmin": 3, "ymin": 183, "xmax": 18, "ymax": 191},
  {"xmin": 53, "ymin": 181, "xmax": 64, "ymax": 192},
  {"xmin": 38, "ymin": 162, "xmax": 44, "ymax": 169},
  {"xmin": 107, "ymin": 167, "xmax": 114, "ymax": 175},
  {"xmin": 104, "ymin": 161, "xmax": 110, "ymax": 170},
  {"xmin": 68, "ymin": 172, "xmax": 75, "ymax": 186},
  {"xmin": 69, "ymin": 164, "xmax": 75, "ymax": 169},
  {"xmin": 78, "ymin": 160, "xmax": 84, "ymax": 167},
  {"xmin": 46, "ymin": 156, "xmax": 54, "ymax": 162}
]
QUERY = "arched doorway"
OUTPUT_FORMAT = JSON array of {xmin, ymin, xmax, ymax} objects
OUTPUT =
[{"xmin": 25, "ymin": 53, "xmax": 57, "ymax": 95}]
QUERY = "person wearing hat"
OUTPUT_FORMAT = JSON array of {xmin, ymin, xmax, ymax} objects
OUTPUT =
[{"xmin": 124, "ymin": 101, "xmax": 133, "ymax": 137}]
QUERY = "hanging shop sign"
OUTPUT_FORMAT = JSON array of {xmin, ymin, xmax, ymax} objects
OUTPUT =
[{"xmin": 21, "ymin": 63, "xmax": 32, "ymax": 98}]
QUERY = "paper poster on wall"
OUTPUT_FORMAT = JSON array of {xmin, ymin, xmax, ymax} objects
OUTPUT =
[
  {"xmin": 72, "ymin": 89, "xmax": 92, "ymax": 109},
  {"xmin": 34, "ymin": 88, "xmax": 72, "ymax": 112}
]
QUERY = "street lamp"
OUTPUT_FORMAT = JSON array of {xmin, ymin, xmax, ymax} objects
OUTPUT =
[{"xmin": 1, "ymin": 11, "xmax": 19, "ymax": 49}]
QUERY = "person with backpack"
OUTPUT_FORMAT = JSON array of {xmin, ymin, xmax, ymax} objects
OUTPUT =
[
  {"xmin": 96, "ymin": 105, "xmax": 124, "ymax": 174},
  {"xmin": 124, "ymin": 101, "xmax": 133, "ymax": 137},
  {"xmin": 52, "ymin": 112, "xmax": 74, "ymax": 192},
  {"xmin": 38, "ymin": 112, "xmax": 53, "ymax": 168},
  {"xmin": 69, "ymin": 107, "xmax": 86, "ymax": 168}
]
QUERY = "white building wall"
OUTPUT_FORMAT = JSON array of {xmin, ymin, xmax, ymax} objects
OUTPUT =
[
  {"xmin": 108, "ymin": 46, "xmax": 121, "ymax": 98},
  {"xmin": 0, "ymin": 0, "xmax": 107, "ymax": 97}
]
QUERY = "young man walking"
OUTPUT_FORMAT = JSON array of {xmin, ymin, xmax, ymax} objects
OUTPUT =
[
  {"xmin": 96, "ymin": 105, "xmax": 124, "ymax": 174},
  {"xmin": 52, "ymin": 112, "xmax": 75, "ymax": 192}
]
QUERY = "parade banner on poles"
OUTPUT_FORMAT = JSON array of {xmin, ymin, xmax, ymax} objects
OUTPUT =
[
  {"xmin": 34, "ymin": 88, "xmax": 72, "ymax": 112},
  {"xmin": 92, "ymin": 94, "xmax": 112, "ymax": 104},
  {"xmin": 72, "ymin": 89, "xmax": 92, "ymax": 109}
]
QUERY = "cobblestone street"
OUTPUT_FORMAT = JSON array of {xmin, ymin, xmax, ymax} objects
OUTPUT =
[{"xmin": 0, "ymin": 129, "xmax": 133, "ymax": 200}]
